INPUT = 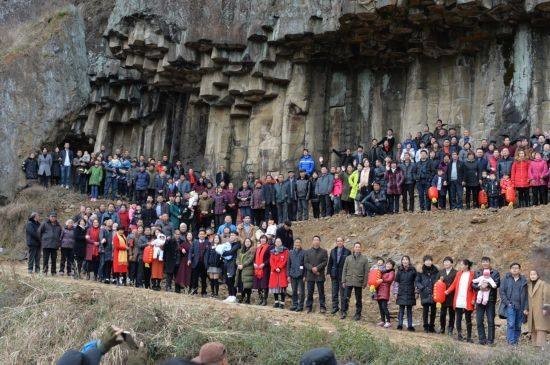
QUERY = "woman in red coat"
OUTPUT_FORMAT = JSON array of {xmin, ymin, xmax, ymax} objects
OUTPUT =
[
  {"xmin": 85, "ymin": 219, "xmax": 101, "ymax": 281},
  {"xmin": 528, "ymin": 152, "xmax": 549, "ymax": 205},
  {"xmin": 112, "ymin": 225, "xmax": 129, "ymax": 285},
  {"xmin": 118, "ymin": 204, "xmax": 130, "ymax": 233},
  {"xmin": 511, "ymin": 150, "xmax": 531, "ymax": 207},
  {"xmin": 269, "ymin": 238, "xmax": 289, "ymax": 309},
  {"xmin": 376, "ymin": 259, "xmax": 395, "ymax": 328},
  {"xmin": 175, "ymin": 231, "xmax": 193, "ymax": 293},
  {"xmin": 445, "ymin": 259, "xmax": 476, "ymax": 342}
]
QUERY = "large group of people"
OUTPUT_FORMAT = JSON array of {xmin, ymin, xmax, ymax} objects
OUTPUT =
[{"xmin": 23, "ymin": 121, "xmax": 549, "ymax": 352}]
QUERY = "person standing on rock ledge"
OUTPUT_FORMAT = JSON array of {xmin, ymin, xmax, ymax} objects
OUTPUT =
[{"xmin": 60, "ymin": 142, "xmax": 74, "ymax": 189}]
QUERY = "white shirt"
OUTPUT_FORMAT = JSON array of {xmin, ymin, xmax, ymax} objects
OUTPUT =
[
  {"xmin": 456, "ymin": 271, "xmax": 471, "ymax": 309},
  {"xmin": 63, "ymin": 150, "xmax": 71, "ymax": 166}
]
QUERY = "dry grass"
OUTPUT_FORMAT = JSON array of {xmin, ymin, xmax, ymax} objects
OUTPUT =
[{"xmin": 0, "ymin": 263, "xmax": 547, "ymax": 365}]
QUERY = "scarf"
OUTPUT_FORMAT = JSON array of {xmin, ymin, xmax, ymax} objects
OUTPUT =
[{"xmin": 254, "ymin": 244, "xmax": 269, "ymax": 279}]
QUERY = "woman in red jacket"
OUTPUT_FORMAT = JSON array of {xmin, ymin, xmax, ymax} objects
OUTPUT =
[
  {"xmin": 85, "ymin": 219, "xmax": 101, "ymax": 281},
  {"xmin": 445, "ymin": 259, "xmax": 476, "ymax": 343},
  {"xmin": 269, "ymin": 238, "xmax": 289, "ymax": 309},
  {"xmin": 376, "ymin": 259, "xmax": 396, "ymax": 328},
  {"xmin": 112, "ymin": 225, "xmax": 129, "ymax": 285},
  {"xmin": 511, "ymin": 150, "xmax": 531, "ymax": 207},
  {"xmin": 117, "ymin": 204, "xmax": 130, "ymax": 234},
  {"xmin": 528, "ymin": 152, "xmax": 549, "ymax": 205}
]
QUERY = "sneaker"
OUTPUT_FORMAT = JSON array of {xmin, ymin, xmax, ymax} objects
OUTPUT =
[
  {"xmin": 353, "ymin": 314, "xmax": 361, "ymax": 321},
  {"xmin": 396, "ymin": 325, "xmax": 403, "ymax": 330},
  {"xmin": 340, "ymin": 312, "xmax": 347, "ymax": 319},
  {"xmin": 289, "ymin": 307, "xmax": 297, "ymax": 311},
  {"xmin": 377, "ymin": 322, "xmax": 385, "ymax": 327},
  {"xmin": 319, "ymin": 308, "xmax": 326, "ymax": 314},
  {"xmin": 407, "ymin": 327, "xmax": 415, "ymax": 332},
  {"xmin": 330, "ymin": 308, "xmax": 339, "ymax": 315},
  {"xmin": 306, "ymin": 308, "xmax": 312, "ymax": 314},
  {"xmin": 383, "ymin": 322, "xmax": 391, "ymax": 328},
  {"xmin": 273, "ymin": 302, "xmax": 280, "ymax": 308},
  {"xmin": 227, "ymin": 296, "xmax": 237, "ymax": 303}
]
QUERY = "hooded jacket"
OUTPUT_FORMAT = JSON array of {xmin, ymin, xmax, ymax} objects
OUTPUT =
[
  {"xmin": 26, "ymin": 215, "xmax": 41, "ymax": 247},
  {"xmin": 415, "ymin": 264, "xmax": 440, "ymax": 305}
]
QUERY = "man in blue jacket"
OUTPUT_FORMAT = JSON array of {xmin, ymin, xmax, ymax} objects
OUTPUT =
[
  {"xmin": 500, "ymin": 263, "xmax": 528, "ymax": 345},
  {"xmin": 327, "ymin": 237, "xmax": 351, "ymax": 315},
  {"xmin": 298, "ymin": 149, "xmax": 315, "ymax": 177},
  {"xmin": 135, "ymin": 166, "xmax": 150, "ymax": 205}
]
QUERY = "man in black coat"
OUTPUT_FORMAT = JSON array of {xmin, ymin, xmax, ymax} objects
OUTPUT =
[
  {"xmin": 38, "ymin": 212, "xmax": 62, "ymax": 275},
  {"xmin": 447, "ymin": 152, "xmax": 464, "ymax": 210},
  {"xmin": 188, "ymin": 229, "xmax": 210, "ymax": 296},
  {"xmin": 304, "ymin": 236, "xmax": 328, "ymax": 314},
  {"xmin": 26, "ymin": 212, "xmax": 41, "ymax": 274},
  {"xmin": 59, "ymin": 142, "xmax": 74, "ymax": 189},
  {"xmin": 473, "ymin": 257, "xmax": 501, "ymax": 345},
  {"xmin": 275, "ymin": 221, "xmax": 294, "ymax": 250},
  {"xmin": 215, "ymin": 165, "xmax": 230, "ymax": 187},
  {"xmin": 439, "ymin": 257, "xmax": 457, "ymax": 335},
  {"xmin": 327, "ymin": 237, "xmax": 351, "ymax": 314}
]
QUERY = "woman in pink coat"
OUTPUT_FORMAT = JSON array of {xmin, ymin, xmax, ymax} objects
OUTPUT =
[
  {"xmin": 528, "ymin": 152, "xmax": 549, "ymax": 205},
  {"xmin": 331, "ymin": 174, "xmax": 343, "ymax": 214}
]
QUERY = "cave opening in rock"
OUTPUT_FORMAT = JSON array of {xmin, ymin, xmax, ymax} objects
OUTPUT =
[{"xmin": 59, "ymin": 132, "xmax": 95, "ymax": 154}]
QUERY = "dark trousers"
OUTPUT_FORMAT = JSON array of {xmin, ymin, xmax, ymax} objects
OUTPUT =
[
  {"xmin": 402, "ymin": 183, "xmax": 415, "ymax": 212},
  {"xmin": 377, "ymin": 299, "xmax": 390, "ymax": 322},
  {"xmin": 191, "ymin": 262, "xmax": 208, "ymax": 294},
  {"xmin": 75, "ymin": 258, "xmax": 84, "ymax": 277},
  {"xmin": 342, "ymin": 200, "xmax": 354, "ymax": 215},
  {"xmin": 291, "ymin": 277, "xmax": 305, "ymax": 310},
  {"xmin": 252, "ymin": 209, "xmax": 264, "ymax": 227},
  {"xmin": 398, "ymin": 305, "xmax": 413, "ymax": 328},
  {"xmin": 103, "ymin": 260, "xmax": 112, "ymax": 281},
  {"xmin": 311, "ymin": 201, "xmax": 320, "ymax": 218},
  {"xmin": 476, "ymin": 302, "xmax": 496, "ymax": 343},
  {"xmin": 128, "ymin": 261, "xmax": 137, "ymax": 282},
  {"xmin": 387, "ymin": 194, "xmax": 400, "ymax": 213},
  {"xmin": 264, "ymin": 204, "xmax": 277, "ymax": 222},
  {"xmin": 28, "ymin": 246, "xmax": 40, "ymax": 272},
  {"xmin": 143, "ymin": 266, "xmax": 151, "ymax": 289},
  {"xmin": 39, "ymin": 173, "xmax": 49, "ymax": 187},
  {"xmin": 363, "ymin": 202, "xmax": 385, "ymax": 216},
  {"xmin": 456, "ymin": 308, "xmax": 473, "ymax": 339},
  {"xmin": 136, "ymin": 190, "xmax": 147, "ymax": 205},
  {"xmin": 226, "ymin": 276, "xmax": 236, "ymax": 296},
  {"xmin": 331, "ymin": 277, "xmax": 344, "ymax": 311},
  {"xmin": 448, "ymin": 180, "xmax": 463, "ymax": 209},
  {"xmin": 59, "ymin": 247, "xmax": 74, "ymax": 274},
  {"xmin": 276, "ymin": 202, "xmax": 287, "ymax": 224},
  {"xmin": 319, "ymin": 195, "xmax": 332, "ymax": 217},
  {"xmin": 440, "ymin": 304, "xmax": 456, "ymax": 332},
  {"xmin": 343, "ymin": 286, "xmax": 363, "ymax": 315},
  {"xmin": 422, "ymin": 303, "xmax": 437, "ymax": 331},
  {"xmin": 517, "ymin": 187, "xmax": 530, "ymax": 207},
  {"xmin": 214, "ymin": 214, "xmax": 225, "ymax": 229},
  {"xmin": 42, "ymin": 248, "xmax": 57, "ymax": 274},
  {"xmin": 489, "ymin": 196, "xmax": 499, "ymax": 209},
  {"xmin": 297, "ymin": 198, "xmax": 309, "ymax": 220},
  {"xmin": 306, "ymin": 281, "xmax": 326, "ymax": 310},
  {"xmin": 287, "ymin": 200, "xmax": 297, "ymax": 221},
  {"xmin": 227, "ymin": 208, "xmax": 238, "ymax": 225},
  {"xmin": 465, "ymin": 186, "xmax": 480, "ymax": 208},
  {"xmin": 417, "ymin": 180, "xmax": 430, "ymax": 211},
  {"xmin": 85, "ymin": 259, "xmax": 99, "ymax": 279},
  {"xmin": 531, "ymin": 186, "xmax": 547, "ymax": 205}
]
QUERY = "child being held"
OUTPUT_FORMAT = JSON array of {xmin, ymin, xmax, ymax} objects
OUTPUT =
[
  {"xmin": 152, "ymin": 231, "xmax": 166, "ymax": 262},
  {"xmin": 472, "ymin": 269, "xmax": 497, "ymax": 305}
]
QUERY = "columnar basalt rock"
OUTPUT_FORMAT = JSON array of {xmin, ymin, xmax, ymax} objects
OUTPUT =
[{"xmin": 1, "ymin": 0, "xmax": 550, "ymax": 203}]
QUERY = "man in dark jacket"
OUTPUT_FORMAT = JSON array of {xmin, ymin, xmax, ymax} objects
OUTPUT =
[
  {"xmin": 262, "ymin": 175, "xmax": 276, "ymax": 221},
  {"xmin": 327, "ymin": 237, "xmax": 351, "ymax": 315},
  {"xmin": 286, "ymin": 171, "xmax": 298, "ymax": 221},
  {"xmin": 447, "ymin": 152, "xmax": 464, "ymax": 210},
  {"xmin": 304, "ymin": 236, "xmax": 328, "ymax": 314},
  {"xmin": 135, "ymin": 166, "xmax": 150, "ymax": 205},
  {"xmin": 275, "ymin": 221, "xmax": 294, "ymax": 250},
  {"xmin": 332, "ymin": 148, "xmax": 354, "ymax": 168},
  {"xmin": 473, "ymin": 257, "xmax": 500, "ymax": 345},
  {"xmin": 26, "ymin": 212, "xmax": 41, "ymax": 274},
  {"xmin": 315, "ymin": 167, "xmax": 334, "ymax": 217},
  {"xmin": 361, "ymin": 182, "xmax": 387, "ymax": 217},
  {"xmin": 415, "ymin": 256, "xmax": 439, "ymax": 333},
  {"xmin": 188, "ymin": 229, "xmax": 209, "ymax": 296},
  {"xmin": 367, "ymin": 139, "xmax": 380, "ymax": 166},
  {"xmin": 499, "ymin": 263, "xmax": 528, "ymax": 345},
  {"xmin": 215, "ymin": 165, "xmax": 230, "ymax": 187},
  {"xmin": 413, "ymin": 150, "xmax": 433, "ymax": 211},
  {"xmin": 399, "ymin": 153, "xmax": 416, "ymax": 212},
  {"xmin": 99, "ymin": 220, "xmax": 114, "ymax": 283},
  {"xmin": 463, "ymin": 152, "xmax": 482, "ymax": 209},
  {"xmin": 296, "ymin": 171, "xmax": 310, "ymax": 221},
  {"xmin": 439, "ymin": 257, "xmax": 457, "ymax": 335},
  {"xmin": 287, "ymin": 238, "xmax": 306, "ymax": 312},
  {"xmin": 38, "ymin": 212, "xmax": 62, "ymax": 275}
]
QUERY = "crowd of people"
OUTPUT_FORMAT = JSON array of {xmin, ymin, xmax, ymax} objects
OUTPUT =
[{"xmin": 24, "ymin": 121, "xmax": 549, "ymax": 351}]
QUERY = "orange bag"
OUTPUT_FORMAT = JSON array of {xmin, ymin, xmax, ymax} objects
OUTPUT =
[
  {"xmin": 433, "ymin": 279, "xmax": 447, "ymax": 308},
  {"xmin": 428, "ymin": 186, "xmax": 438, "ymax": 204},
  {"xmin": 367, "ymin": 268, "xmax": 382, "ymax": 293},
  {"xmin": 478, "ymin": 190, "xmax": 488, "ymax": 208},
  {"xmin": 143, "ymin": 245, "xmax": 153, "ymax": 264},
  {"xmin": 505, "ymin": 186, "xmax": 516, "ymax": 206}
]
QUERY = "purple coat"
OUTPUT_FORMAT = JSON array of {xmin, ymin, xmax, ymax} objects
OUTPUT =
[
  {"xmin": 384, "ymin": 168, "xmax": 404, "ymax": 195},
  {"xmin": 237, "ymin": 188, "xmax": 252, "ymax": 207},
  {"xmin": 213, "ymin": 194, "xmax": 227, "ymax": 215},
  {"xmin": 251, "ymin": 187, "xmax": 265, "ymax": 209}
]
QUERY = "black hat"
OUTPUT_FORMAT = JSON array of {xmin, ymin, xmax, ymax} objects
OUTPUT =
[
  {"xmin": 49, "ymin": 211, "xmax": 57, "ymax": 217},
  {"xmin": 300, "ymin": 348, "xmax": 337, "ymax": 365}
]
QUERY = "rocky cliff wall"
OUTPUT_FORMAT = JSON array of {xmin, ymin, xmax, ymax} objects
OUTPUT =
[{"xmin": 1, "ymin": 0, "xmax": 550, "ymax": 203}]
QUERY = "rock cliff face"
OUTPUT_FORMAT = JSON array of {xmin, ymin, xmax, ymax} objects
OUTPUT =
[{"xmin": 1, "ymin": 0, "xmax": 550, "ymax": 203}]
